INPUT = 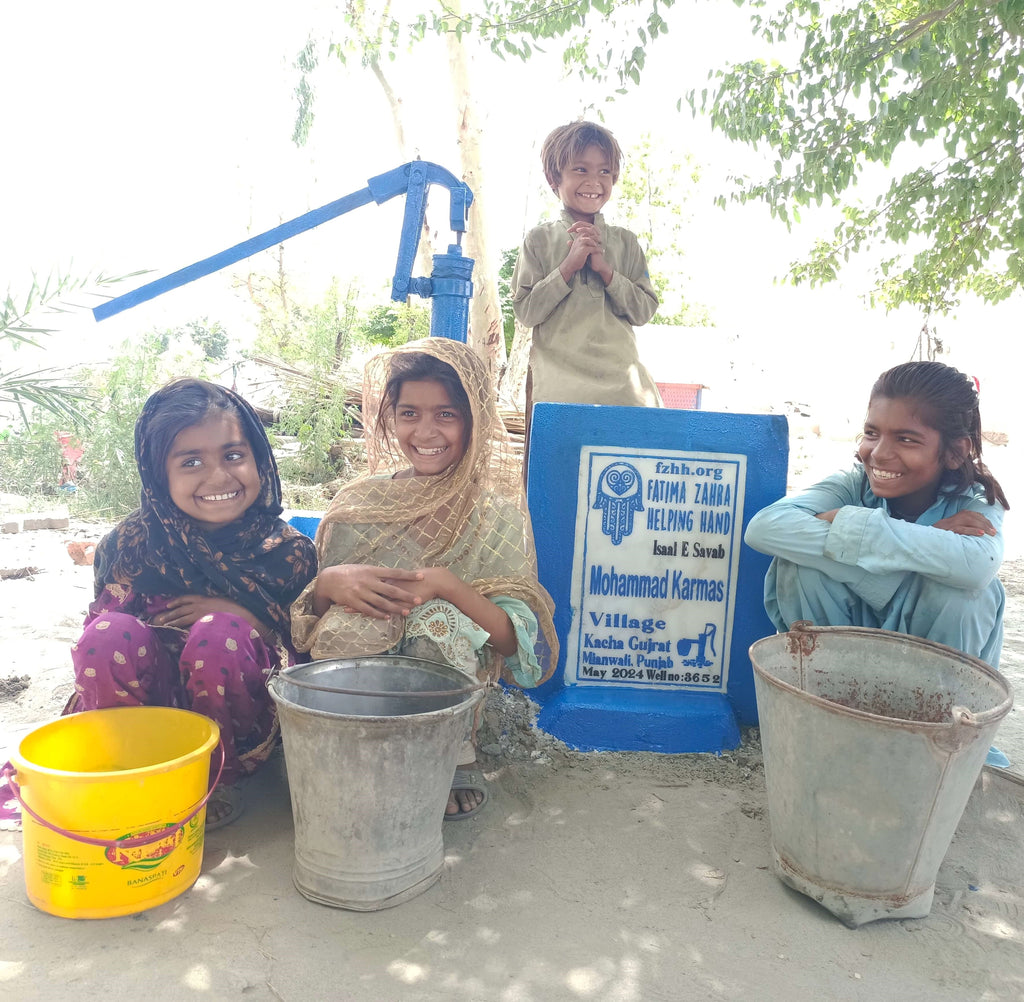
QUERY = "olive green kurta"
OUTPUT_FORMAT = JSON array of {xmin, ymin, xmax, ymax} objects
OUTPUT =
[{"xmin": 511, "ymin": 210, "xmax": 661, "ymax": 407}]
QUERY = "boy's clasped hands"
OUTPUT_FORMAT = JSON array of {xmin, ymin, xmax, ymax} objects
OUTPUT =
[{"xmin": 560, "ymin": 220, "xmax": 613, "ymax": 285}]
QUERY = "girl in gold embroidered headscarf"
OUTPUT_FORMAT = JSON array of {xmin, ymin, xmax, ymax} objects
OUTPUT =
[{"xmin": 291, "ymin": 337, "xmax": 557, "ymax": 817}]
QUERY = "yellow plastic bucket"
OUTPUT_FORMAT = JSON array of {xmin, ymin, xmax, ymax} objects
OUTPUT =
[{"xmin": 8, "ymin": 706, "xmax": 220, "ymax": 919}]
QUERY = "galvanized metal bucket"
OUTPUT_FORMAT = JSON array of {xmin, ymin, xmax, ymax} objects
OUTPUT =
[
  {"xmin": 269, "ymin": 656, "xmax": 484, "ymax": 911},
  {"xmin": 750, "ymin": 623, "xmax": 1013, "ymax": 927}
]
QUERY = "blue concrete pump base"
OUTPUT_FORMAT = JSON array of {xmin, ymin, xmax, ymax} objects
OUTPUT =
[{"xmin": 536, "ymin": 686, "xmax": 741, "ymax": 754}]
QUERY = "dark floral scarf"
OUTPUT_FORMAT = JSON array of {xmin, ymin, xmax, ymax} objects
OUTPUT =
[{"xmin": 95, "ymin": 383, "xmax": 316, "ymax": 641}]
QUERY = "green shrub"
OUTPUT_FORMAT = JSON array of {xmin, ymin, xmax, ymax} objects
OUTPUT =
[
  {"xmin": 359, "ymin": 301, "xmax": 430, "ymax": 347},
  {"xmin": 0, "ymin": 422, "xmax": 64, "ymax": 499},
  {"xmin": 265, "ymin": 283, "xmax": 360, "ymax": 486}
]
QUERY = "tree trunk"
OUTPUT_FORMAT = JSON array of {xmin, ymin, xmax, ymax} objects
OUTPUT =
[
  {"xmin": 503, "ymin": 319, "xmax": 532, "ymax": 413},
  {"xmin": 445, "ymin": 15, "xmax": 507, "ymax": 382},
  {"xmin": 368, "ymin": 55, "xmax": 435, "ymax": 280}
]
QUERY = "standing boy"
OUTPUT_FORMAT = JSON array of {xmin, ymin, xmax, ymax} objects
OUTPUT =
[{"xmin": 511, "ymin": 120, "xmax": 662, "ymax": 424}]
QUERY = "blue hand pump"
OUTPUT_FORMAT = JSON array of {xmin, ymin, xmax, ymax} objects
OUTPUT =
[{"xmin": 92, "ymin": 162, "xmax": 475, "ymax": 343}]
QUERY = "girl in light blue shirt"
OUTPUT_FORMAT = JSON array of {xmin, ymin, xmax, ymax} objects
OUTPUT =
[{"xmin": 745, "ymin": 361, "xmax": 1010, "ymax": 763}]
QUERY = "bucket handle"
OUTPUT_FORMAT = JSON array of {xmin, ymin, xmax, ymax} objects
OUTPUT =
[
  {"xmin": 271, "ymin": 673, "xmax": 495, "ymax": 699},
  {"xmin": 931, "ymin": 705, "xmax": 984, "ymax": 753},
  {"xmin": 2, "ymin": 740, "xmax": 225, "ymax": 850}
]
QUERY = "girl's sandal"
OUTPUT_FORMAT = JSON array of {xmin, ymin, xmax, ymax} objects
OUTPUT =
[
  {"xmin": 444, "ymin": 768, "xmax": 488, "ymax": 821},
  {"xmin": 205, "ymin": 784, "xmax": 244, "ymax": 831}
]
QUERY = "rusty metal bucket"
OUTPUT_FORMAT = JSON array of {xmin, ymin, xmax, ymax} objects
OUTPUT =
[
  {"xmin": 268, "ymin": 656, "xmax": 484, "ymax": 911},
  {"xmin": 749, "ymin": 623, "xmax": 1013, "ymax": 927}
]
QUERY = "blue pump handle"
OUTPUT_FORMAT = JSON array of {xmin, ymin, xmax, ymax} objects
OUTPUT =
[{"xmin": 92, "ymin": 162, "xmax": 474, "ymax": 322}]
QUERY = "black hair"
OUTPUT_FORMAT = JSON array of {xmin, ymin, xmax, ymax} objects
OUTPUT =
[{"xmin": 868, "ymin": 361, "xmax": 1009, "ymax": 509}]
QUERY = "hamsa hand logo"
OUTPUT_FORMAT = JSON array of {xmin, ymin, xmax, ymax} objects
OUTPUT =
[{"xmin": 593, "ymin": 462, "xmax": 644, "ymax": 545}]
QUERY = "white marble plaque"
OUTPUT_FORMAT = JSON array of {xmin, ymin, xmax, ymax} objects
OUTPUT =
[{"xmin": 566, "ymin": 447, "xmax": 746, "ymax": 691}]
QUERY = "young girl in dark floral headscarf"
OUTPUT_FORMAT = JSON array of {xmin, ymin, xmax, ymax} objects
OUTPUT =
[{"xmin": 68, "ymin": 378, "xmax": 317, "ymax": 828}]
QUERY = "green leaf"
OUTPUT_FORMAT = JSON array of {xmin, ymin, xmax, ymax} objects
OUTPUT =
[{"xmin": 692, "ymin": 0, "xmax": 1024, "ymax": 312}]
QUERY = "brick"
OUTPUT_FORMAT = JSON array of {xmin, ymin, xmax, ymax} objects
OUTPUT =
[{"xmin": 2, "ymin": 508, "xmax": 70, "ymax": 532}]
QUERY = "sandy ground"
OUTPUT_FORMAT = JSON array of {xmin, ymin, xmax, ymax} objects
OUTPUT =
[{"xmin": 0, "ymin": 514, "xmax": 1022, "ymax": 1001}]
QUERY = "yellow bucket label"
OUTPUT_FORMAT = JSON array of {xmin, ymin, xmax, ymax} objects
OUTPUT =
[{"xmin": 104, "ymin": 825, "xmax": 183, "ymax": 871}]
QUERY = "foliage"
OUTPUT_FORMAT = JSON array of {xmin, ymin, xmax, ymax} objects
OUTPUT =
[
  {"xmin": 292, "ymin": 35, "xmax": 319, "ymax": 146},
  {"xmin": 616, "ymin": 134, "xmax": 713, "ymax": 326},
  {"xmin": 252, "ymin": 280, "xmax": 362, "ymax": 485},
  {"xmin": 691, "ymin": 0, "xmax": 1024, "ymax": 314},
  {"xmin": 0, "ymin": 270, "xmax": 141, "ymax": 427},
  {"xmin": 247, "ymin": 257, "xmax": 431, "ymax": 485},
  {"xmin": 150, "ymin": 318, "xmax": 229, "ymax": 361},
  {"xmin": 404, "ymin": 0, "xmax": 676, "ymax": 90},
  {"xmin": 360, "ymin": 302, "xmax": 432, "ymax": 346},
  {"xmin": 294, "ymin": 0, "xmax": 677, "ymax": 126},
  {"xmin": 302, "ymin": 1, "xmax": 1024, "ymax": 316},
  {"xmin": 0, "ymin": 422, "xmax": 65, "ymax": 498},
  {"xmin": 0, "ymin": 367, "xmax": 89, "ymax": 430},
  {"xmin": 249, "ymin": 264, "xmax": 375, "ymax": 364},
  {"xmin": 497, "ymin": 246, "xmax": 519, "ymax": 356},
  {"xmin": 274, "ymin": 385, "xmax": 357, "ymax": 487}
]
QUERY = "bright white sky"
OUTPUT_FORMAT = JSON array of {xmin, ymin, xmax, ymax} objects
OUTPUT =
[{"xmin": 2, "ymin": 0, "xmax": 1021, "ymax": 433}]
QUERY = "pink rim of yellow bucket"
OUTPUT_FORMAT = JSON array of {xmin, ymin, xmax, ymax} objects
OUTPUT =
[{"xmin": 2, "ymin": 740, "xmax": 224, "ymax": 850}]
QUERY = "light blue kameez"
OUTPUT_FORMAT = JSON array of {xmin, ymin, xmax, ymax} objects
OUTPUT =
[{"xmin": 744, "ymin": 467, "xmax": 1006, "ymax": 668}]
